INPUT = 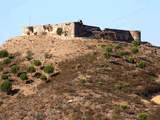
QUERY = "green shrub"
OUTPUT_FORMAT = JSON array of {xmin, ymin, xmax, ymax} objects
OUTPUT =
[
  {"xmin": 1, "ymin": 74, "xmax": 9, "ymax": 80},
  {"xmin": 56, "ymin": 28, "xmax": 63, "ymax": 36},
  {"xmin": 132, "ymin": 40, "xmax": 140, "ymax": 47},
  {"xmin": 43, "ymin": 64, "xmax": 54, "ymax": 74},
  {"xmin": 137, "ymin": 61, "xmax": 146, "ymax": 69},
  {"xmin": 27, "ymin": 65, "xmax": 36, "ymax": 73},
  {"xmin": 32, "ymin": 60, "xmax": 41, "ymax": 66},
  {"xmin": 127, "ymin": 56, "xmax": 135, "ymax": 63},
  {"xmin": 119, "ymin": 103, "xmax": 128, "ymax": 110},
  {"xmin": 105, "ymin": 46, "xmax": 113, "ymax": 53},
  {"xmin": 0, "ymin": 50, "xmax": 9, "ymax": 58},
  {"xmin": 19, "ymin": 72, "xmax": 28, "ymax": 80},
  {"xmin": 138, "ymin": 112, "xmax": 148, "ymax": 120},
  {"xmin": 131, "ymin": 47, "xmax": 139, "ymax": 54},
  {"xmin": 104, "ymin": 46, "xmax": 113, "ymax": 58},
  {"xmin": 3, "ymin": 58, "xmax": 12, "ymax": 64},
  {"xmin": 40, "ymin": 74, "xmax": 47, "ymax": 81},
  {"xmin": 11, "ymin": 65, "xmax": 19, "ymax": 74},
  {"xmin": 0, "ymin": 80, "xmax": 12, "ymax": 92}
]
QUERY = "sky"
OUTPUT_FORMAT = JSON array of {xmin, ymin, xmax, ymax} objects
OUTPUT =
[{"xmin": 0, "ymin": 0, "xmax": 160, "ymax": 46}]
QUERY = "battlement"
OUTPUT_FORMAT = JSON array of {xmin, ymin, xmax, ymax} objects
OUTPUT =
[{"xmin": 23, "ymin": 20, "xmax": 141, "ymax": 42}]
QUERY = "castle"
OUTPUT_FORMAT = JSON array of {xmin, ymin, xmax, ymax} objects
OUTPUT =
[{"xmin": 23, "ymin": 20, "xmax": 141, "ymax": 42}]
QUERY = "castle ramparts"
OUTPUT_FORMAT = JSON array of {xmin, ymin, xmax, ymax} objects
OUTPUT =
[{"xmin": 23, "ymin": 20, "xmax": 141, "ymax": 42}]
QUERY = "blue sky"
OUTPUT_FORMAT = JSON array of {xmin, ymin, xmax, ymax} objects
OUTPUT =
[{"xmin": 0, "ymin": 0, "xmax": 160, "ymax": 46}]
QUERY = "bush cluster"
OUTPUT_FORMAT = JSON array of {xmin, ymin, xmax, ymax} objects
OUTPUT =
[
  {"xmin": 127, "ymin": 56, "xmax": 135, "ymax": 64},
  {"xmin": 0, "ymin": 50, "xmax": 9, "ymax": 58},
  {"xmin": 0, "ymin": 80, "xmax": 12, "ymax": 92},
  {"xmin": 137, "ymin": 61, "xmax": 146, "ymax": 68},
  {"xmin": 11, "ymin": 65, "xmax": 19, "ymax": 74},
  {"xmin": 56, "ymin": 28, "xmax": 63, "ymax": 36},
  {"xmin": 43, "ymin": 64, "xmax": 54, "ymax": 74},
  {"xmin": 3, "ymin": 58, "xmax": 12, "ymax": 64},
  {"xmin": 138, "ymin": 112, "xmax": 148, "ymax": 120},
  {"xmin": 27, "ymin": 65, "xmax": 36, "ymax": 73},
  {"xmin": 32, "ymin": 60, "xmax": 41, "ymax": 66},
  {"xmin": 19, "ymin": 72, "xmax": 28, "ymax": 80},
  {"xmin": 131, "ymin": 47, "xmax": 139, "ymax": 54},
  {"xmin": 104, "ymin": 46, "xmax": 113, "ymax": 58}
]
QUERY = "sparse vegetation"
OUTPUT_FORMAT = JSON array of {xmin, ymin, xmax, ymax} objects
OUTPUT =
[
  {"xmin": 0, "ymin": 80, "xmax": 12, "ymax": 92},
  {"xmin": 43, "ymin": 64, "xmax": 54, "ymax": 74},
  {"xmin": 0, "ymin": 50, "xmax": 9, "ymax": 58},
  {"xmin": 11, "ymin": 65, "xmax": 19, "ymax": 74},
  {"xmin": 32, "ymin": 60, "xmax": 41, "ymax": 66},
  {"xmin": 138, "ymin": 112, "xmax": 148, "ymax": 120},
  {"xmin": 137, "ymin": 61, "xmax": 146, "ymax": 68},
  {"xmin": 131, "ymin": 46, "xmax": 139, "ymax": 54},
  {"xmin": 27, "ymin": 65, "xmax": 36, "ymax": 73},
  {"xmin": 127, "ymin": 56, "xmax": 135, "ymax": 63},
  {"xmin": 132, "ymin": 40, "xmax": 140, "ymax": 47},
  {"xmin": 3, "ymin": 58, "xmax": 12, "ymax": 64},
  {"xmin": 119, "ymin": 103, "xmax": 128, "ymax": 110},
  {"xmin": 19, "ymin": 72, "xmax": 28, "ymax": 80},
  {"xmin": 57, "ymin": 28, "xmax": 63, "ymax": 36},
  {"xmin": 104, "ymin": 45, "xmax": 113, "ymax": 58},
  {"xmin": 0, "ymin": 35, "xmax": 160, "ymax": 119}
]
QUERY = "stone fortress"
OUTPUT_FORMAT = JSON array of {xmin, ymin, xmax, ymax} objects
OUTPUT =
[{"xmin": 23, "ymin": 20, "xmax": 141, "ymax": 42}]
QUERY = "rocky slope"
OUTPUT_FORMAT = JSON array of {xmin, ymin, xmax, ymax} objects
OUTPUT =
[{"xmin": 0, "ymin": 35, "xmax": 160, "ymax": 120}]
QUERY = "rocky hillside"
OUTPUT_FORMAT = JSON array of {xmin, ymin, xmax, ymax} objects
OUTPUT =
[{"xmin": 0, "ymin": 36, "xmax": 160, "ymax": 120}]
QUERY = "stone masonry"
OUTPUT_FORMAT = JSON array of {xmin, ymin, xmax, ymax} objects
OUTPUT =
[{"xmin": 23, "ymin": 20, "xmax": 141, "ymax": 42}]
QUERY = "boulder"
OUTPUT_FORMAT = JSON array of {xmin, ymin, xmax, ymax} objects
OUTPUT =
[{"xmin": 151, "ymin": 95, "xmax": 160, "ymax": 104}]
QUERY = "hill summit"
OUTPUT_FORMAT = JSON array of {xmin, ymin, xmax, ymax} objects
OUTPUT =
[{"xmin": 0, "ymin": 35, "xmax": 160, "ymax": 120}]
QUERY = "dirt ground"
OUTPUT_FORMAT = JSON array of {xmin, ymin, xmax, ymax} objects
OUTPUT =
[{"xmin": 0, "ymin": 36, "xmax": 160, "ymax": 120}]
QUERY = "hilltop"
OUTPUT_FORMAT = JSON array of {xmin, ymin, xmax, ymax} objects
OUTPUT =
[{"xmin": 0, "ymin": 35, "xmax": 160, "ymax": 120}]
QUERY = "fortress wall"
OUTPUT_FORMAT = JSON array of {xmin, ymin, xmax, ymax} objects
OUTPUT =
[
  {"xmin": 104, "ymin": 28, "xmax": 141, "ymax": 42},
  {"xmin": 23, "ymin": 22, "xmax": 75, "ymax": 37},
  {"xmin": 50, "ymin": 22, "xmax": 75, "ymax": 37},
  {"xmin": 74, "ymin": 22, "xmax": 101, "ymax": 37},
  {"xmin": 22, "ymin": 21, "xmax": 141, "ymax": 42}
]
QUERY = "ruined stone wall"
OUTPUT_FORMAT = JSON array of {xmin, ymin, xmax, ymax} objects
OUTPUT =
[
  {"xmin": 23, "ymin": 22, "xmax": 75, "ymax": 37},
  {"xmin": 74, "ymin": 22, "xmax": 101, "ymax": 37},
  {"xmin": 22, "ymin": 21, "xmax": 141, "ymax": 42},
  {"xmin": 104, "ymin": 28, "xmax": 141, "ymax": 42}
]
